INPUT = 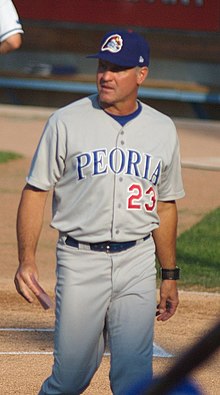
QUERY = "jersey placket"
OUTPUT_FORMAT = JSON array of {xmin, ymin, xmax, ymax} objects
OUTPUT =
[{"xmin": 111, "ymin": 128, "xmax": 126, "ymax": 240}]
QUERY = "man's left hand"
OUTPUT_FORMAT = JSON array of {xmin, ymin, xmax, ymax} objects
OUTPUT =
[{"xmin": 156, "ymin": 280, "xmax": 179, "ymax": 321}]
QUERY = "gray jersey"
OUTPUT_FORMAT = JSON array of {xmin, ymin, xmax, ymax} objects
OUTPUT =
[{"xmin": 27, "ymin": 94, "xmax": 185, "ymax": 242}]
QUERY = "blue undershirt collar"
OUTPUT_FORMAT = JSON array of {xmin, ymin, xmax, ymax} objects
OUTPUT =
[{"xmin": 105, "ymin": 102, "xmax": 142, "ymax": 126}]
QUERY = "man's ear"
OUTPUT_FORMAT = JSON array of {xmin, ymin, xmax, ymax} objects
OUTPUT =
[{"xmin": 137, "ymin": 67, "xmax": 149, "ymax": 86}]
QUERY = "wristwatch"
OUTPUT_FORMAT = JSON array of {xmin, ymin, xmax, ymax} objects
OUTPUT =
[{"xmin": 161, "ymin": 267, "xmax": 180, "ymax": 280}]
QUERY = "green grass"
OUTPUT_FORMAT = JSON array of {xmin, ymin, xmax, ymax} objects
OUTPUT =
[
  {"xmin": 0, "ymin": 151, "xmax": 23, "ymax": 163},
  {"xmin": 177, "ymin": 207, "xmax": 220, "ymax": 291},
  {"xmin": 157, "ymin": 207, "xmax": 220, "ymax": 291}
]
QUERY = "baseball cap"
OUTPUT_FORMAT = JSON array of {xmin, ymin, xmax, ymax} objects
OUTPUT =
[{"xmin": 87, "ymin": 30, "xmax": 150, "ymax": 68}]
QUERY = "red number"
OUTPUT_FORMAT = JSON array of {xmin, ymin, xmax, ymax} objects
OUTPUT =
[
  {"xmin": 128, "ymin": 184, "xmax": 142, "ymax": 209},
  {"xmin": 144, "ymin": 186, "xmax": 156, "ymax": 212},
  {"xmin": 127, "ymin": 183, "xmax": 156, "ymax": 212}
]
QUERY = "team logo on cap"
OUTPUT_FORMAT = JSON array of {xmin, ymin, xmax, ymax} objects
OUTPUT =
[{"xmin": 101, "ymin": 34, "xmax": 123, "ymax": 53}]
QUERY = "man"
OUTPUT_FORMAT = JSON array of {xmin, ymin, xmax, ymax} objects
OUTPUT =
[
  {"xmin": 14, "ymin": 30, "xmax": 185, "ymax": 395},
  {"xmin": 0, "ymin": 0, "xmax": 23, "ymax": 54}
]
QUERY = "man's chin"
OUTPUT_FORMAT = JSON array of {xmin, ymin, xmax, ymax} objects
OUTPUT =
[{"xmin": 99, "ymin": 95, "xmax": 115, "ymax": 109}]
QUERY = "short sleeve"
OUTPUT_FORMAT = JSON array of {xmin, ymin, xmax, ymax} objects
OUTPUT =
[
  {"xmin": 27, "ymin": 115, "xmax": 67, "ymax": 190},
  {"xmin": 158, "ymin": 132, "xmax": 185, "ymax": 201}
]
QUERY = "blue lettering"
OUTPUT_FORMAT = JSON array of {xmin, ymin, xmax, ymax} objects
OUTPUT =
[
  {"xmin": 93, "ymin": 149, "xmax": 108, "ymax": 175},
  {"xmin": 76, "ymin": 152, "xmax": 91, "ymax": 180},
  {"xmin": 142, "ymin": 154, "xmax": 152, "ymax": 180},
  {"xmin": 150, "ymin": 161, "xmax": 161, "ymax": 185},
  {"xmin": 76, "ymin": 148, "xmax": 162, "ymax": 185},
  {"xmin": 126, "ymin": 149, "xmax": 141, "ymax": 176},
  {"xmin": 109, "ymin": 148, "xmax": 125, "ymax": 174}
]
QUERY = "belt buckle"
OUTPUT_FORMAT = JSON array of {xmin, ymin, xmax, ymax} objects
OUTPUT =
[
  {"xmin": 106, "ymin": 242, "xmax": 111, "ymax": 253},
  {"xmin": 100, "ymin": 241, "xmax": 111, "ymax": 253},
  {"xmin": 90, "ymin": 241, "xmax": 111, "ymax": 252}
]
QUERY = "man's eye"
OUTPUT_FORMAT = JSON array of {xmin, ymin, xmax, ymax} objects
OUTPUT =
[
  {"xmin": 99, "ymin": 64, "xmax": 107, "ymax": 72},
  {"xmin": 98, "ymin": 62, "xmax": 129, "ymax": 73},
  {"xmin": 111, "ymin": 66, "xmax": 124, "ymax": 72}
]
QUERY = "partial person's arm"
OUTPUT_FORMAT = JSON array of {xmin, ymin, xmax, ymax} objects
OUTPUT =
[
  {"xmin": 14, "ymin": 184, "xmax": 49, "ymax": 304},
  {"xmin": 0, "ymin": 0, "xmax": 23, "ymax": 54},
  {"xmin": 152, "ymin": 200, "xmax": 179, "ymax": 322},
  {"xmin": 0, "ymin": 32, "xmax": 22, "ymax": 53}
]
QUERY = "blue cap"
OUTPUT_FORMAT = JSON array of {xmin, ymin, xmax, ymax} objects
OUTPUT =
[{"xmin": 87, "ymin": 30, "xmax": 150, "ymax": 67}]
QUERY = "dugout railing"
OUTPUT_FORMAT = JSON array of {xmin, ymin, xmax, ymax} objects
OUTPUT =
[{"xmin": 0, "ymin": 71, "xmax": 219, "ymax": 119}]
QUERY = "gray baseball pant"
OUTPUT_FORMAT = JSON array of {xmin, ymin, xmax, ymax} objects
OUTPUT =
[{"xmin": 39, "ymin": 235, "xmax": 156, "ymax": 395}]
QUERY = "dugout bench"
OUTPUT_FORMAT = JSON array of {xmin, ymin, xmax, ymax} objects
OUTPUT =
[{"xmin": 0, "ymin": 71, "xmax": 219, "ymax": 119}]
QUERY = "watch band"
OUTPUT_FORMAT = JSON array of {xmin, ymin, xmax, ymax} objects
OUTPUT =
[{"xmin": 161, "ymin": 267, "xmax": 180, "ymax": 280}]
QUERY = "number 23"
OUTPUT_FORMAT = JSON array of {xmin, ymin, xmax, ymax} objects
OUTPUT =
[{"xmin": 127, "ymin": 183, "xmax": 156, "ymax": 212}]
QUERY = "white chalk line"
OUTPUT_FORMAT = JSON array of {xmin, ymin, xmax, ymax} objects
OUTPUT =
[
  {"xmin": 0, "ymin": 351, "xmax": 53, "ymax": 355},
  {"xmin": 0, "ymin": 327, "xmax": 173, "ymax": 358},
  {"xmin": 179, "ymin": 290, "xmax": 220, "ymax": 297},
  {"xmin": 0, "ymin": 328, "xmax": 53, "ymax": 332}
]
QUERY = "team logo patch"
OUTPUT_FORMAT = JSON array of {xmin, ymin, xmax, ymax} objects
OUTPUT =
[{"xmin": 101, "ymin": 34, "xmax": 123, "ymax": 53}]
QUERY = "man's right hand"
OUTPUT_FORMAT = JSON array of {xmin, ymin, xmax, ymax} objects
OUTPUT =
[
  {"xmin": 14, "ymin": 261, "xmax": 40, "ymax": 304},
  {"xmin": 14, "ymin": 263, "xmax": 53, "ymax": 309}
]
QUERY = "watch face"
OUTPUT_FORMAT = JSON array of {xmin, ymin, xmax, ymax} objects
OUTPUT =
[{"xmin": 161, "ymin": 268, "xmax": 180, "ymax": 280}]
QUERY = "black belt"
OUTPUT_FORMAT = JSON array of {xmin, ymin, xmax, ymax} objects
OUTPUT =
[{"xmin": 65, "ymin": 234, "xmax": 150, "ymax": 253}]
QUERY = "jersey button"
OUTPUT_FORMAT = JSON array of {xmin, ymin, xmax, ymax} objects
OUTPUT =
[
  {"xmin": 116, "ymin": 230, "xmax": 120, "ymax": 235},
  {"xmin": 119, "ymin": 177, "xmax": 123, "ymax": 182}
]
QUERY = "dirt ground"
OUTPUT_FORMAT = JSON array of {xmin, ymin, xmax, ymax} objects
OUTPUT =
[{"xmin": 0, "ymin": 105, "xmax": 219, "ymax": 395}]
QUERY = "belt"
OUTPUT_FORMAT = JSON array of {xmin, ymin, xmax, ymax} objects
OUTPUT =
[{"xmin": 65, "ymin": 234, "xmax": 150, "ymax": 253}]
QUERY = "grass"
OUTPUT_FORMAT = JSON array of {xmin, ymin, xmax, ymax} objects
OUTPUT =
[
  {"xmin": 176, "ymin": 207, "xmax": 220, "ymax": 291},
  {"xmin": 156, "ymin": 207, "xmax": 220, "ymax": 291},
  {"xmin": 0, "ymin": 151, "xmax": 23, "ymax": 163}
]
